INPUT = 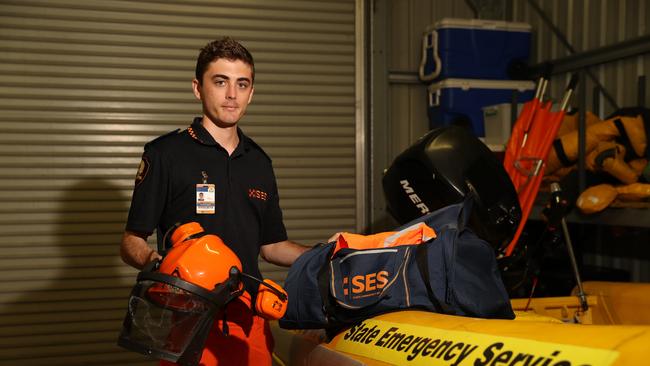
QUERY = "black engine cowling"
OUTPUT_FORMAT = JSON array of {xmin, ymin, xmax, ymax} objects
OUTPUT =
[{"xmin": 382, "ymin": 126, "xmax": 521, "ymax": 251}]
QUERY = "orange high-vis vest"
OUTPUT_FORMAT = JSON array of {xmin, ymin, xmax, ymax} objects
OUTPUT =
[{"xmin": 333, "ymin": 222, "xmax": 436, "ymax": 256}]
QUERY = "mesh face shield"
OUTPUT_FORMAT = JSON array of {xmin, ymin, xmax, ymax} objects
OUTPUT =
[{"xmin": 118, "ymin": 266, "xmax": 243, "ymax": 366}]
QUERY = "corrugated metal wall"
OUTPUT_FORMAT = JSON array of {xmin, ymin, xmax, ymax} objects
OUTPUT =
[
  {"xmin": 377, "ymin": 0, "xmax": 649, "ymax": 158},
  {"xmin": 512, "ymin": 0, "xmax": 650, "ymax": 118},
  {"xmin": 370, "ymin": 0, "xmax": 474, "ymax": 231},
  {"xmin": 371, "ymin": 0, "xmax": 650, "ymax": 228},
  {"xmin": 0, "ymin": 0, "xmax": 358, "ymax": 364},
  {"xmin": 371, "ymin": 0, "xmax": 650, "ymax": 279},
  {"xmin": 386, "ymin": 1, "xmax": 474, "ymax": 154}
]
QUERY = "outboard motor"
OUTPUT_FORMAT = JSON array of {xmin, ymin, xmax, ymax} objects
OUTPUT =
[{"xmin": 382, "ymin": 126, "xmax": 521, "ymax": 251}]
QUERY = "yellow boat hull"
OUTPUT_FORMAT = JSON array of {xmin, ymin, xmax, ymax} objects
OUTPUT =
[{"xmin": 272, "ymin": 281, "xmax": 650, "ymax": 365}]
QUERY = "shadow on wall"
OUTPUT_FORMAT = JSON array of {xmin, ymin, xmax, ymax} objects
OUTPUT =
[
  {"xmin": 583, "ymin": 225, "xmax": 650, "ymax": 283},
  {"xmin": 0, "ymin": 179, "xmax": 153, "ymax": 365}
]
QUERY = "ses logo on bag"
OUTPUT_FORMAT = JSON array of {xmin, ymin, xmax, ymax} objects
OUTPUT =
[{"xmin": 343, "ymin": 271, "xmax": 390, "ymax": 297}]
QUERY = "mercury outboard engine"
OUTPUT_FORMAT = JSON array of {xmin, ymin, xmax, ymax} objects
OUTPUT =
[{"xmin": 382, "ymin": 126, "xmax": 521, "ymax": 251}]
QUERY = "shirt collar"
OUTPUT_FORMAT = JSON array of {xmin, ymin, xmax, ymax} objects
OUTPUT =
[{"xmin": 187, "ymin": 117, "xmax": 252, "ymax": 157}]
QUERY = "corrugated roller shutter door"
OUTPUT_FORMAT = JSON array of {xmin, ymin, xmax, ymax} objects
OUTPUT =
[{"xmin": 0, "ymin": 0, "xmax": 357, "ymax": 364}]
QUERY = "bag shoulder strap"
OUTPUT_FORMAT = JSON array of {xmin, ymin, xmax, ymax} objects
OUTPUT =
[
  {"xmin": 414, "ymin": 194, "xmax": 476, "ymax": 314},
  {"xmin": 414, "ymin": 243, "xmax": 453, "ymax": 314}
]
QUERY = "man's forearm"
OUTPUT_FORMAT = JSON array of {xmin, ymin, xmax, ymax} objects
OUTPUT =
[
  {"xmin": 120, "ymin": 231, "xmax": 160, "ymax": 269},
  {"xmin": 260, "ymin": 240, "xmax": 311, "ymax": 267}
]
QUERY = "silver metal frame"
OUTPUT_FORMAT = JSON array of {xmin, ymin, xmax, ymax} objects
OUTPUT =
[{"xmin": 356, "ymin": 0, "xmax": 368, "ymax": 233}]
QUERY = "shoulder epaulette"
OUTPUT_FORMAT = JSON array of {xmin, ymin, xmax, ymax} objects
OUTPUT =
[{"xmin": 145, "ymin": 128, "xmax": 182, "ymax": 147}]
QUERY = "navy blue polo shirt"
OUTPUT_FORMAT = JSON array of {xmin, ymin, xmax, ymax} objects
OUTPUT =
[{"xmin": 126, "ymin": 117, "xmax": 288, "ymax": 295}]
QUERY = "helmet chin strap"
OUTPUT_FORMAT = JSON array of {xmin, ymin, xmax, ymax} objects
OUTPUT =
[
  {"xmin": 217, "ymin": 266, "xmax": 290, "ymax": 336},
  {"xmin": 160, "ymin": 222, "xmax": 182, "ymax": 256}
]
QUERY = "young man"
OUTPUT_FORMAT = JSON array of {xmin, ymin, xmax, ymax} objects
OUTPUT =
[{"xmin": 121, "ymin": 37, "xmax": 311, "ymax": 366}]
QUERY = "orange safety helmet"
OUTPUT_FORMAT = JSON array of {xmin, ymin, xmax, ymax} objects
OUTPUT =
[
  {"xmin": 154, "ymin": 222, "xmax": 287, "ymax": 319},
  {"xmin": 144, "ymin": 222, "xmax": 245, "ymax": 312},
  {"xmin": 160, "ymin": 222, "xmax": 243, "ymax": 290}
]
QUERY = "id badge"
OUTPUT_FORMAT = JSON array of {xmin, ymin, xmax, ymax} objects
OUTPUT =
[{"xmin": 196, "ymin": 184, "xmax": 215, "ymax": 214}]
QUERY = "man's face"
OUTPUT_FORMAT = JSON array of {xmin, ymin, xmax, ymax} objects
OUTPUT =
[{"xmin": 192, "ymin": 58, "xmax": 254, "ymax": 127}]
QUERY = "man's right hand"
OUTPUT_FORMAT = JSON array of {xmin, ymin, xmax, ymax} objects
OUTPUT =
[
  {"xmin": 147, "ymin": 249, "xmax": 162, "ymax": 263},
  {"xmin": 120, "ymin": 231, "xmax": 158, "ymax": 269}
]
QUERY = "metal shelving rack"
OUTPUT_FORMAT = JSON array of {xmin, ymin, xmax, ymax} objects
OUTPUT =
[
  {"xmin": 529, "ymin": 36, "xmax": 650, "ymax": 228},
  {"xmin": 523, "ymin": 1, "xmax": 650, "ymax": 228}
]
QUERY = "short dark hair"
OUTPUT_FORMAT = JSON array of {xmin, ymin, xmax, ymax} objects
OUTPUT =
[{"xmin": 195, "ymin": 37, "xmax": 255, "ymax": 83}]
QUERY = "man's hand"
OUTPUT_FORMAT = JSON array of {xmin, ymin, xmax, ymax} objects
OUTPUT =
[
  {"xmin": 327, "ymin": 232, "xmax": 342, "ymax": 243},
  {"xmin": 147, "ymin": 249, "xmax": 163, "ymax": 263},
  {"xmin": 120, "ymin": 231, "xmax": 159, "ymax": 270}
]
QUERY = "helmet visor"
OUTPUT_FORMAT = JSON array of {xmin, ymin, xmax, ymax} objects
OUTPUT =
[{"xmin": 118, "ymin": 272, "xmax": 239, "ymax": 365}]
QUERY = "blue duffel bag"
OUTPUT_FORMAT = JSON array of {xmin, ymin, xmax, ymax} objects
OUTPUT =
[{"xmin": 279, "ymin": 196, "xmax": 514, "ymax": 332}]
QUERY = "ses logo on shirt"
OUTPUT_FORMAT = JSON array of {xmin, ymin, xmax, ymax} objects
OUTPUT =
[{"xmin": 248, "ymin": 188, "xmax": 268, "ymax": 201}]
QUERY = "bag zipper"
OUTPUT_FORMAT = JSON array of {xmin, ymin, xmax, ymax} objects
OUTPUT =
[
  {"xmin": 338, "ymin": 248, "xmax": 398, "ymax": 264},
  {"xmin": 402, "ymin": 247, "xmax": 412, "ymax": 307}
]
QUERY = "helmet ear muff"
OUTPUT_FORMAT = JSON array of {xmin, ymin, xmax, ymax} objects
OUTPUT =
[{"xmin": 254, "ymin": 279, "xmax": 288, "ymax": 320}]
